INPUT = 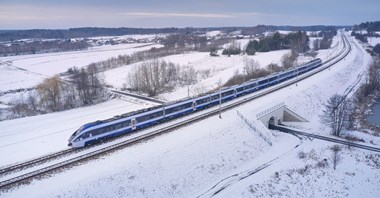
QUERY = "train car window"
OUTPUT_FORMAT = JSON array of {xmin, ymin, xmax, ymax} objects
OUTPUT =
[
  {"xmin": 196, "ymin": 97, "xmax": 209, "ymax": 105},
  {"xmin": 122, "ymin": 120, "xmax": 131, "ymax": 127},
  {"xmin": 246, "ymin": 83, "xmax": 256, "ymax": 89},
  {"xmin": 258, "ymin": 79, "xmax": 267, "ymax": 85},
  {"xmin": 211, "ymin": 94, "xmax": 219, "ymax": 101},
  {"xmin": 136, "ymin": 110, "xmax": 162, "ymax": 122},
  {"xmin": 221, "ymin": 90, "xmax": 234, "ymax": 97},
  {"xmin": 268, "ymin": 76, "xmax": 277, "ymax": 82},
  {"xmin": 166, "ymin": 102, "xmax": 192, "ymax": 114}
]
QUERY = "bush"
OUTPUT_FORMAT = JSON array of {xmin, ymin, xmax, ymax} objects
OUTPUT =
[
  {"xmin": 222, "ymin": 48, "xmax": 241, "ymax": 56},
  {"xmin": 245, "ymin": 47, "xmax": 256, "ymax": 55},
  {"xmin": 315, "ymin": 159, "xmax": 329, "ymax": 168},
  {"xmin": 373, "ymin": 44, "xmax": 380, "ymax": 54},
  {"xmin": 222, "ymin": 41, "xmax": 241, "ymax": 56},
  {"xmin": 209, "ymin": 47, "xmax": 219, "ymax": 56},
  {"xmin": 245, "ymin": 40, "xmax": 257, "ymax": 55},
  {"xmin": 298, "ymin": 151, "xmax": 307, "ymax": 159}
]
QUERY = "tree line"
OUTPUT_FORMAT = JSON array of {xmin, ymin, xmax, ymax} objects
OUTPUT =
[
  {"xmin": 311, "ymin": 30, "xmax": 337, "ymax": 51},
  {"xmin": 68, "ymin": 35, "xmax": 229, "ymax": 75},
  {"xmin": 10, "ymin": 66, "xmax": 107, "ymax": 119},
  {"xmin": 0, "ymin": 40, "xmax": 89, "ymax": 57},
  {"xmin": 353, "ymin": 21, "xmax": 380, "ymax": 33},
  {"xmin": 244, "ymin": 31, "xmax": 310, "ymax": 56},
  {"xmin": 125, "ymin": 59, "xmax": 211, "ymax": 96}
]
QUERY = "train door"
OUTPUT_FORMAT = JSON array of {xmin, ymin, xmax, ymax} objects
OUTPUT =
[
  {"xmin": 131, "ymin": 118, "xmax": 137, "ymax": 130},
  {"xmin": 233, "ymin": 89, "xmax": 237, "ymax": 97},
  {"xmin": 192, "ymin": 101, "xmax": 197, "ymax": 111}
]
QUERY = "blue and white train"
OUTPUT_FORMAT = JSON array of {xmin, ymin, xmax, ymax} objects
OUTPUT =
[{"xmin": 68, "ymin": 58, "xmax": 322, "ymax": 147}]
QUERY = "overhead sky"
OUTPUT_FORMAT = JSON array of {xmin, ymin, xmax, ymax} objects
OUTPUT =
[{"xmin": 0, "ymin": 0, "xmax": 379, "ymax": 29}]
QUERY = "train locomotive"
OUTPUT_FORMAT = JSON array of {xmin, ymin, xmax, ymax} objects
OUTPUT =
[{"xmin": 68, "ymin": 58, "xmax": 322, "ymax": 148}]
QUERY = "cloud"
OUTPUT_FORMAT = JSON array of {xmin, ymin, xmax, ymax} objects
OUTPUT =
[{"xmin": 120, "ymin": 12, "xmax": 234, "ymax": 18}]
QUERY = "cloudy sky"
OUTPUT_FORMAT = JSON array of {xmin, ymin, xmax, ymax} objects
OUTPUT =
[{"xmin": 0, "ymin": 0, "xmax": 379, "ymax": 29}]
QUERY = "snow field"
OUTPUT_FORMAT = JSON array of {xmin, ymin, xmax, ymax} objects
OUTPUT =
[
  {"xmin": 216, "ymin": 139, "xmax": 380, "ymax": 198},
  {"xmin": 0, "ymin": 43, "xmax": 163, "ymax": 92},
  {"xmin": 104, "ymin": 49, "xmax": 291, "ymax": 101}
]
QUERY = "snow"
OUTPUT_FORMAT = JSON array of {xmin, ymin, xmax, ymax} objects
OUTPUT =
[
  {"xmin": 0, "ymin": 43, "xmax": 162, "ymax": 92},
  {"xmin": 236, "ymin": 39, "xmax": 251, "ymax": 50},
  {"xmin": 87, "ymin": 34, "xmax": 167, "ymax": 41},
  {"xmin": 0, "ymin": 61, "xmax": 46, "ymax": 92},
  {"xmin": 0, "ymin": 98, "xmax": 155, "ymax": 167},
  {"xmin": 206, "ymin": 30, "xmax": 222, "ymax": 37},
  {"xmin": 368, "ymin": 37, "xmax": 380, "ymax": 46},
  {"xmin": 104, "ymin": 49, "xmax": 291, "ymax": 101},
  {"xmin": 2, "ymin": 31, "xmax": 380, "ymax": 197},
  {"xmin": 216, "ymin": 140, "xmax": 380, "ymax": 198}
]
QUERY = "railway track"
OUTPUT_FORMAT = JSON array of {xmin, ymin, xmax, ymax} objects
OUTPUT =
[
  {"xmin": 270, "ymin": 124, "xmax": 380, "ymax": 153},
  {"xmin": 0, "ymin": 148, "xmax": 75, "ymax": 176},
  {"xmin": 0, "ymin": 31, "xmax": 352, "ymax": 190}
]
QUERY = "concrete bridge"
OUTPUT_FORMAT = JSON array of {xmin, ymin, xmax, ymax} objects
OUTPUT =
[
  {"xmin": 236, "ymin": 102, "xmax": 307, "ymax": 146},
  {"xmin": 256, "ymin": 102, "xmax": 307, "ymax": 127}
]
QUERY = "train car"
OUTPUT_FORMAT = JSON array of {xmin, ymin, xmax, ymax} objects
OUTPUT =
[{"xmin": 69, "ymin": 58, "xmax": 322, "ymax": 148}]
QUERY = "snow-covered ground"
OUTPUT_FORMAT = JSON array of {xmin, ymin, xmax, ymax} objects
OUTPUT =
[
  {"xmin": 104, "ymin": 49, "xmax": 291, "ymax": 101},
  {"xmin": 206, "ymin": 30, "xmax": 222, "ymax": 37},
  {"xmin": 2, "ymin": 32, "xmax": 380, "ymax": 197},
  {"xmin": 103, "ymin": 33, "xmax": 341, "ymax": 102},
  {"xmin": 0, "ymin": 43, "xmax": 162, "ymax": 92},
  {"xmin": 368, "ymin": 37, "xmax": 380, "ymax": 46},
  {"xmin": 0, "ymin": 98, "xmax": 155, "ymax": 167},
  {"xmin": 86, "ymin": 34, "xmax": 167, "ymax": 42}
]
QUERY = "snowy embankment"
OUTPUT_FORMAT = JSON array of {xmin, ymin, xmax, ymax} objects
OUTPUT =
[
  {"xmin": 3, "ymin": 32, "xmax": 380, "ymax": 197},
  {"xmin": 0, "ymin": 98, "xmax": 155, "ymax": 167},
  {"xmin": 0, "ymin": 43, "xmax": 162, "ymax": 92},
  {"xmin": 208, "ymin": 33, "xmax": 380, "ymax": 197}
]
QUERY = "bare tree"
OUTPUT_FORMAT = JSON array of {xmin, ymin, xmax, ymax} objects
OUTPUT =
[
  {"xmin": 127, "ymin": 60, "xmax": 167, "ymax": 96},
  {"xmin": 330, "ymin": 145, "xmax": 342, "ymax": 170},
  {"xmin": 71, "ymin": 68, "xmax": 91, "ymax": 105},
  {"xmin": 26, "ymin": 92, "xmax": 38, "ymax": 111},
  {"xmin": 180, "ymin": 66, "xmax": 197, "ymax": 85},
  {"xmin": 11, "ymin": 96, "xmax": 28, "ymax": 117},
  {"xmin": 320, "ymin": 94, "xmax": 353, "ymax": 137},
  {"xmin": 37, "ymin": 75, "xmax": 64, "ymax": 111},
  {"xmin": 243, "ymin": 58, "xmax": 260, "ymax": 78},
  {"xmin": 281, "ymin": 51, "xmax": 298, "ymax": 69}
]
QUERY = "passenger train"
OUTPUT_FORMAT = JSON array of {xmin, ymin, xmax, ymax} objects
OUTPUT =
[{"xmin": 69, "ymin": 58, "xmax": 322, "ymax": 147}]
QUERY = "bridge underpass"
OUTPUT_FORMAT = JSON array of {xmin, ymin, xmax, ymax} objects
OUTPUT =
[
  {"xmin": 236, "ymin": 102, "xmax": 307, "ymax": 145},
  {"xmin": 255, "ymin": 102, "xmax": 308, "ymax": 128}
]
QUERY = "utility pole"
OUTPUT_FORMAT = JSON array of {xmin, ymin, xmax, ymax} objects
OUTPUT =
[
  {"xmin": 187, "ymin": 83, "xmax": 190, "ymax": 98},
  {"xmin": 296, "ymin": 67, "xmax": 298, "ymax": 86},
  {"xmin": 219, "ymin": 86, "xmax": 222, "ymax": 119}
]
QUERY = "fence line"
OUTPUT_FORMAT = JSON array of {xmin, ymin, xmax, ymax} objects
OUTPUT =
[
  {"xmin": 256, "ymin": 102, "xmax": 285, "ymax": 119},
  {"xmin": 237, "ymin": 111, "xmax": 272, "ymax": 146}
]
